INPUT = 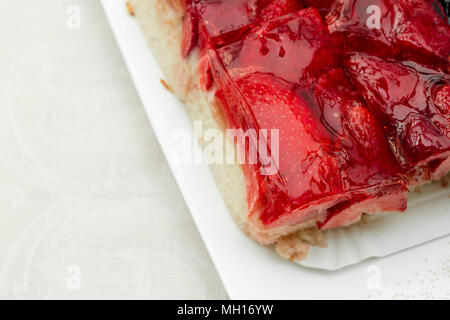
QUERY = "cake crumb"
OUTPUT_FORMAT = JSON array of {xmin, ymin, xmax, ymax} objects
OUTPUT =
[
  {"xmin": 126, "ymin": 1, "xmax": 135, "ymax": 16},
  {"xmin": 441, "ymin": 179, "xmax": 448, "ymax": 188},
  {"xmin": 360, "ymin": 214, "xmax": 369, "ymax": 224},
  {"xmin": 160, "ymin": 79, "xmax": 173, "ymax": 93}
]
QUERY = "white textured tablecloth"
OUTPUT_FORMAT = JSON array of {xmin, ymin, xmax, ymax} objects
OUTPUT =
[{"xmin": 0, "ymin": 0, "xmax": 227, "ymax": 299}]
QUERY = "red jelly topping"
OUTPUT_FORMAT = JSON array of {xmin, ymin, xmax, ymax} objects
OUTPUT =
[
  {"xmin": 314, "ymin": 68, "xmax": 405, "ymax": 186},
  {"xmin": 218, "ymin": 8, "xmax": 339, "ymax": 86},
  {"xmin": 183, "ymin": 0, "xmax": 304, "ymax": 52},
  {"xmin": 327, "ymin": 0, "xmax": 399, "ymax": 59},
  {"xmin": 394, "ymin": 0, "xmax": 450, "ymax": 66},
  {"xmin": 327, "ymin": 0, "xmax": 450, "ymax": 67},
  {"xmin": 345, "ymin": 53, "xmax": 450, "ymax": 172},
  {"xmin": 434, "ymin": 84, "xmax": 450, "ymax": 119},
  {"xmin": 215, "ymin": 71, "xmax": 345, "ymax": 224},
  {"xmin": 180, "ymin": 0, "xmax": 450, "ymax": 228},
  {"xmin": 195, "ymin": 0, "xmax": 260, "ymax": 47},
  {"xmin": 314, "ymin": 68, "xmax": 408, "ymax": 229}
]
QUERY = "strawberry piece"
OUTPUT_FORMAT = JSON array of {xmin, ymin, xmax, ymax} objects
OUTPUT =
[
  {"xmin": 193, "ymin": 0, "xmax": 260, "ymax": 47},
  {"xmin": 345, "ymin": 53, "xmax": 450, "ymax": 183},
  {"xmin": 313, "ymin": 68, "xmax": 407, "ymax": 229},
  {"xmin": 434, "ymin": 84, "xmax": 450, "ymax": 120},
  {"xmin": 211, "ymin": 64, "xmax": 408, "ymax": 227},
  {"xmin": 319, "ymin": 185, "xmax": 408, "ymax": 230},
  {"xmin": 327, "ymin": 0, "xmax": 450, "ymax": 66},
  {"xmin": 186, "ymin": 0, "xmax": 304, "ymax": 49},
  {"xmin": 212, "ymin": 69, "xmax": 347, "ymax": 225},
  {"xmin": 185, "ymin": 0, "xmax": 305, "ymax": 85},
  {"xmin": 395, "ymin": 0, "xmax": 450, "ymax": 65},
  {"xmin": 314, "ymin": 68, "xmax": 404, "ymax": 181},
  {"xmin": 326, "ymin": 0, "xmax": 398, "ymax": 59},
  {"xmin": 219, "ymin": 8, "xmax": 340, "ymax": 86}
]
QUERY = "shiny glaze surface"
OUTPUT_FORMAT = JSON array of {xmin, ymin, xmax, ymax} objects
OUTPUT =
[
  {"xmin": 327, "ymin": 0, "xmax": 450, "ymax": 67},
  {"xmin": 181, "ymin": 0, "xmax": 449, "ymax": 226},
  {"xmin": 314, "ymin": 68, "xmax": 406, "ymax": 187},
  {"xmin": 219, "ymin": 8, "xmax": 339, "ymax": 86},
  {"xmin": 210, "ymin": 8, "xmax": 353, "ymax": 224},
  {"xmin": 215, "ymin": 71, "xmax": 345, "ymax": 224},
  {"xmin": 345, "ymin": 53, "xmax": 450, "ymax": 171},
  {"xmin": 313, "ymin": 68, "xmax": 409, "ymax": 227},
  {"xmin": 183, "ymin": 0, "xmax": 304, "ymax": 54}
]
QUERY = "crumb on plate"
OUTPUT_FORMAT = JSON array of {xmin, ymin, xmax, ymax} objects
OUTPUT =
[
  {"xmin": 126, "ymin": 1, "xmax": 135, "ymax": 16},
  {"xmin": 160, "ymin": 79, "xmax": 173, "ymax": 93}
]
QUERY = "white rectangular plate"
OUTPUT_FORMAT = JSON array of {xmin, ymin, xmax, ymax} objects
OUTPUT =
[{"xmin": 101, "ymin": 0, "xmax": 450, "ymax": 299}]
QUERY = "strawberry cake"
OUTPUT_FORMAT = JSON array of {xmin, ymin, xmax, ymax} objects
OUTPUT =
[{"xmin": 128, "ymin": 0, "xmax": 449, "ymax": 261}]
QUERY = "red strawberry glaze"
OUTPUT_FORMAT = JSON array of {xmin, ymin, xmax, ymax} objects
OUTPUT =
[
  {"xmin": 210, "ymin": 9, "xmax": 407, "ymax": 226},
  {"xmin": 345, "ymin": 53, "xmax": 450, "ymax": 182},
  {"xmin": 434, "ymin": 84, "xmax": 450, "ymax": 120},
  {"xmin": 219, "ymin": 8, "xmax": 340, "ymax": 86},
  {"xmin": 313, "ymin": 68, "xmax": 408, "ymax": 229},
  {"xmin": 212, "ymin": 67, "xmax": 348, "ymax": 225},
  {"xmin": 209, "ymin": 8, "xmax": 353, "ymax": 225},
  {"xmin": 394, "ymin": 0, "xmax": 450, "ymax": 67},
  {"xmin": 181, "ymin": 0, "xmax": 304, "ymax": 54},
  {"xmin": 178, "ymin": 0, "xmax": 450, "ymax": 228},
  {"xmin": 327, "ymin": 0, "xmax": 400, "ymax": 59},
  {"xmin": 195, "ymin": 0, "xmax": 260, "ymax": 47},
  {"xmin": 327, "ymin": 0, "xmax": 450, "ymax": 68}
]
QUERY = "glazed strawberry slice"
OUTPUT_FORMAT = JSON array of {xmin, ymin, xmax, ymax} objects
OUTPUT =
[
  {"xmin": 326, "ymin": 0, "xmax": 399, "ymax": 59},
  {"xmin": 195, "ymin": 0, "xmax": 260, "ymax": 47},
  {"xmin": 182, "ymin": 0, "xmax": 304, "ymax": 52},
  {"xmin": 212, "ymin": 69, "xmax": 348, "ymax": 226},
  {"xmin": 434, "ymin": 84, "xmax": 450, "ymax": 120},
  {"xmin": 327, "ymin": 0, "xmax": 450, "ymax": 66},
  {"xmin": 182, "ymin": 0, "xmax": 305, "ymax": 87},
  {"xmin": 345, "ymin": 53, "xmax": 450, "ymax": 184},
  {"xmin": 219, "ymin": 7, "xmax": 339, "ymax": 86},
  {"xmin": 314, "ymin": 68, "xmax": 408, "ymax": 188},
  {"xmin": 395, "ymin": 0, "xmax": 450, "ymax": 66},
  {"xmin": 313, "ymin": 68, "xmax": 408, "ymax": 229}
]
